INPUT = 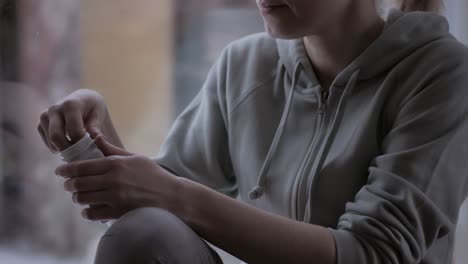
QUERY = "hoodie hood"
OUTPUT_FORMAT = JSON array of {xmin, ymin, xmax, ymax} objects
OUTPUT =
[
  {"xmin": 276, "ymin": 8, "xmax": 453, "ymax": 88},
  {"xmin": 247, "ymin": 8, "xmax": 454, "ymax": 201}
]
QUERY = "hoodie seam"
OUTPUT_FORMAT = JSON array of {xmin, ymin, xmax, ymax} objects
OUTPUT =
[{"xmin": 228, "ymin": 70, "xmax": 278, "ymax": 116}]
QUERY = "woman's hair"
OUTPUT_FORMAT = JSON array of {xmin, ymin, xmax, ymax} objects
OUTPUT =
[{"xmin": 399, "ymin": 0, "xmax": 444, "ymax": 13}]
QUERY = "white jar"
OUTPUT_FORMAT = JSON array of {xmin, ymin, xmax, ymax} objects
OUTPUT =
[
  {"xmin": 60, "ymin": 132, "xmax": 115, "ymax": 226},
  {"xmin": 60, "ymin": 132, "xmax": 104, "ymax": 163}
]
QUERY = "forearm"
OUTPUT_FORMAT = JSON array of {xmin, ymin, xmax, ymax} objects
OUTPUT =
[{"xmin": 177, "ymin": 178, "xmax": 337, "ymax": 264}]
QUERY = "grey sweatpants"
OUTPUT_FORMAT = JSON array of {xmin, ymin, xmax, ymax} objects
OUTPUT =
[{"xmin": 94, "ymin": 208, "xmax": 224, "ymax": 264}]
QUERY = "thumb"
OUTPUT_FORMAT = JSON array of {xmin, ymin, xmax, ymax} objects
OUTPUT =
[
  {"xmin": 87, "ymin": 125, "xmax": 102, "ymax": 139},
  {"xmin": 95, "ymin": 135, "xmax": 132, "ymax": 156}
]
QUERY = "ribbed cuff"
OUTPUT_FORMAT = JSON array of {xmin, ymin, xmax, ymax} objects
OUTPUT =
[{"xmin": 328, "ymin": 228, "xmax": 362, "ymax": 264}]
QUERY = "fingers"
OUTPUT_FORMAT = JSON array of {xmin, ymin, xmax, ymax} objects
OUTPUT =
[
  {"xmin": 87, "ymin": 123, "xmax": 102, "ymax": 139},
  {"xmin": 64, "ymin": 174, "xmax": 110, "ymax": 192},
  {"xmin": 39, "ymin": 112, "xmax": 58, "ymax": 153},
  {"xmin": 72, "ymin": 190, "xmax": 114, "ymax": 206},
  {"xmin": 48, "ymin": 108, "xmax": 72, "ymax": 151},
  {"xmin": 95, "ymin": 135, "xmax": 132, "ymax": 156},
  {"xmin": 37, "ymin": 122, "xmax": 52, "ymax": 152},
  {"xmin": 55, "ymin": 157, "xmax": 114, "ymax": 178},
  {"xmin": 38, "ymin": 98, "xmax": 88, "ymax": 152},
  {"xmin": 82, "ymin": 205, "xmax": 121, "ymax": 221},
  {"xmin": 62, "ymin": 101, "xmax": 86, "ymax": 144}
]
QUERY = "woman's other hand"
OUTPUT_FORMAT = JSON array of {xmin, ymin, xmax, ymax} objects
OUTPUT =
[
  {"xmin": 37, "ymin": 89, "xmax": 124, "ymax": 152},
  {"xmin": 55, "ymin": 135, "xmax": 183, "ymax": 221}
]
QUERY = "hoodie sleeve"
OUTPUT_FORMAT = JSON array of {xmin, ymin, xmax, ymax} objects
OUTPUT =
[
  {"xmin": 151, "ymin": 48, "xmax": 237, "ymax": 197},
  {"xmin": 330, "ymin": 59, "xmax": 468, "ymax": 263}
]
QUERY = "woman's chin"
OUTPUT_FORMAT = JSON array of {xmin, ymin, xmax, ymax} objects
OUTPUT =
[{"xmin": 264, "ymin": 24, "xmax": 306, "ymax": 40}]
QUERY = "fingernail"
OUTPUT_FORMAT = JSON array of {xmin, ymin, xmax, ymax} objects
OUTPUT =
[
  {"xmin": 55, "ymin": 166, "xmax": 64, "ymax": 176},
  {"xmin": 50, "ymin": 147, "xmax": 59, "ymax": 154},
  {"xmin": 82, "ymin": 209, "xmax": 88, "ymax": 220},
  {"xmin": 98, "ymin": 135, "xmax": 109, "ymax": 143},
  {"xmin": 95, "ymin": 135, "xmax": 103, "ymax": 143}
]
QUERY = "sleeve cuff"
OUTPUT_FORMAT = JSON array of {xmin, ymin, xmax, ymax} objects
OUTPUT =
[{"xmin": 328, "ymin": 228, "xmax": 363, "ymax": 264}]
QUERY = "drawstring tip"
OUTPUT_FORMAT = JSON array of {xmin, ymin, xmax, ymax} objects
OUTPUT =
[{"xmin": 248, "ymin": 186, "xmax": 264, "ymax": 200}]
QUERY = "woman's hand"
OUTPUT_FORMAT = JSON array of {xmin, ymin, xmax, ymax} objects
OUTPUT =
[
  {"xmin": 38, "ymin": 89, "xmax": 124, "ymax": 152},
  {"xmin": 55, "ymin": 136, "xmax": 183, "ymax": 221}
]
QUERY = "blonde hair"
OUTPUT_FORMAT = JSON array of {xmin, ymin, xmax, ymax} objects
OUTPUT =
[
  {"xmin": 400, "ymin": 0, "xmax": 444, "ymax": 12},
  {"xmin": 377, "ymin": 0, "xmax": 443, "ymax": 16}
]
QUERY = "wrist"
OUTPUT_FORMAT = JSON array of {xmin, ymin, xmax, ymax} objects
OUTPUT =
[{"xmin": 172, "ymin": 177, "xmax": 205, "ymax": 230}]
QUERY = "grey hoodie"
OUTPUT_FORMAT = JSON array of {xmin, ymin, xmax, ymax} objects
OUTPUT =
[{"xmin": 154, "ymin": 9, "xmax": 468, "ymax": 263}]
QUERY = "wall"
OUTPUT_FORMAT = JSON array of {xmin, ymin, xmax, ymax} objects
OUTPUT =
[
  {"xmin": 447, "ymin": 1, "xmax": 468, "ymax": 263},
  {"xmin": 0, "ymin": 0, "xmax": 99, "ymax": 256},
  {"xmin": 449, "ymin": 0, "xmax": 468, "ymax": 44},
  {"xmin": 80, "ymin": 0, "xmax": 173, "ymax": 156}
]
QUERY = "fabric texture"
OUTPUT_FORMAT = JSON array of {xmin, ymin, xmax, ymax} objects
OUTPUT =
[
  {"xmin": 94, "ymin": 208, "xmax": 223, "ymax": 264},
  {"xmin": 154, "ymin": 9, "xmax": 468, "ymax": 263}
]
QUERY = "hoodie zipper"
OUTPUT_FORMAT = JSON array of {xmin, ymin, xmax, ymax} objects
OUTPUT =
[
  {"xmin": 293, "ymin": 88, "xmax": 330, "ymax": 220},
  {"xmin": 319, "ymin": 90, "xmax": 329, "ymax": 114}
]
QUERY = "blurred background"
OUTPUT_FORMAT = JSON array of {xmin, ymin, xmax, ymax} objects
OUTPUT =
[{"xmin": 0, "ymin": 0, "xmax": 467, "ymax": 263}]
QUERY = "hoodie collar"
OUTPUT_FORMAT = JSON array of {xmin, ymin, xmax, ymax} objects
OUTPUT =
[
  {"xmin": 276, "ymin": 37, "xmax": 321, "ymax": 93},
  {"xmin": 276, "ymin": 8, "xmax": 452, "ymax": 89}
]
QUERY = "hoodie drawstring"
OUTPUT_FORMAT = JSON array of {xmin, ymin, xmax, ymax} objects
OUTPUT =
[{"xmin": 248, "ymin": 62, "xmax": 303, "ymax": 200}]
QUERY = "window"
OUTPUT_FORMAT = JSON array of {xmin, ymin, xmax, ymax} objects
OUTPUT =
[
  {"xmin": 0, "ymin": 1, "xmax": 262, "ymax": 263},
  {"xmin": 1, "ymin": 1, "xmax": 467, "ymax": 263}
]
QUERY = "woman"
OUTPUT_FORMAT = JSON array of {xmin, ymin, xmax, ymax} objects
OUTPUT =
[{"xmin": 38, "ymin": 0, "xmax": 468, "ymax": 263}]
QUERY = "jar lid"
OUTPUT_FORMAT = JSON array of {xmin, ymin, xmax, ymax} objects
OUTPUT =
[{"xmin": 60, "ymin": 132, "xmax": 95, "ymax": 161}]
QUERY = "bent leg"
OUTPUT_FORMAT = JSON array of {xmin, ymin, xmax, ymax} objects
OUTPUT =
[{"xmin": 94, "ymin": 207, "xmax": 223, "ymax": 264}]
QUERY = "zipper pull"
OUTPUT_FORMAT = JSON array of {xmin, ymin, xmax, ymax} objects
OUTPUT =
[{"xmin": 318, "ymin": 90, "xmax": 329, "ymax": 114}]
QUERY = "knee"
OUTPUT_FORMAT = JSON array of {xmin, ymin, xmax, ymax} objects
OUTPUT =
[
  {"xmin": 94, "ymin": 207, "xmax": 191, "ymax": 264},
  {"xmin": 108, "ymin": 207, "xmax": 185, "ymax": 243}
]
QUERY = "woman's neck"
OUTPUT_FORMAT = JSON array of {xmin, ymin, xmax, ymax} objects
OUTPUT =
[{"xmin": 304, "ymin": 2, "xmax": 385, "ymax": 89}]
